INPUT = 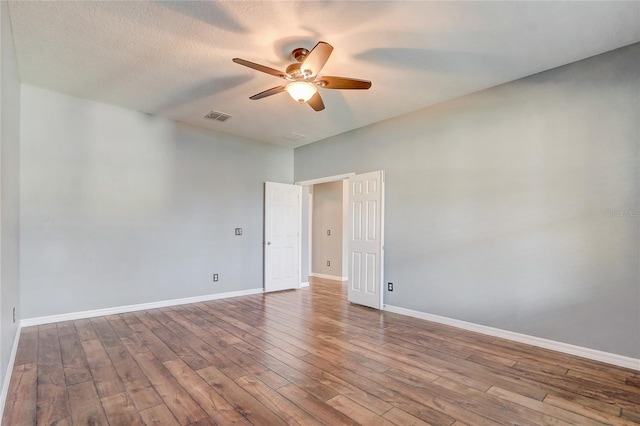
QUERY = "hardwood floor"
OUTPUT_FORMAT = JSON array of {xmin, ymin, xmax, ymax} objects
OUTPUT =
[{"xmin": 3, "ymin": 277, "xmax": 639, "ymax": 425}]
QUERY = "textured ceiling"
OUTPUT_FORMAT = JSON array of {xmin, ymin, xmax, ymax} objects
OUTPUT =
[{"xmin": 7, "ymin": 1, "xmax": 640, "ymax": 148}]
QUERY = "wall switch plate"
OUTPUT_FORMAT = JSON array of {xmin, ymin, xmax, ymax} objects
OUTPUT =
[
  {"xmin": 213, "ymin": 274, "xmax": 219, "ymax": 282},
  {"xmin": 387, "ymin": 282, "xmax": 393, "ymax": 291},
  {"xmin": 327, "ymin": 260, "xmax": 330, "ymax": 267},
  {"xmin": 235, "ymin": 228, "xmax": 242, "ymax": 236}
]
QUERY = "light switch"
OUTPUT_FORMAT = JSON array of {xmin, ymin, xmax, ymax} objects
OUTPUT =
[{"xmin": 235, "ymin": 228, "xmax": 242, "ymax": 236}]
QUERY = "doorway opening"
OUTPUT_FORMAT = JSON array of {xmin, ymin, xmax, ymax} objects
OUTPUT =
[{"xmin": 297, "ymin": 173, "xmax": 353, "ymax": 287}]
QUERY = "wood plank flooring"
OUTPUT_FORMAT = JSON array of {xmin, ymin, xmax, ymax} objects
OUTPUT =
[{"xmin": 3, "ymin": 277, "xmax": 639, "ymax": 425}]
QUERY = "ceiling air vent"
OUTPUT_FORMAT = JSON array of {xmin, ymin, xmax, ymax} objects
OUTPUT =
[
  {"xmin": 282, "ymin": 132, "xmax": 307, "ymax": 142},
  {"xmin": 205, "ymin": 111, "xmax": 232, "ymax": 122}
]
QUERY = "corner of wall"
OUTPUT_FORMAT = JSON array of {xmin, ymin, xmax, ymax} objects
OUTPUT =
[{"xmin": 0, "ymin": 0, "xmax": 22, "ymax": 409}]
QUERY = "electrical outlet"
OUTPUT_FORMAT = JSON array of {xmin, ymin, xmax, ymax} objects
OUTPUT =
[
  {"xmin": 327, "ymin": 229, "xmax": 331, "ymax": 236},
  {"xmin": 12, "ymin": 307, "xmax": 15, "ymax": 323},
  {"xmin": 387, "ymin": 282, "xmax": 393, "ymax": 291},
  {"xmin": 213, "ymin": 274, "xmax": 219, "ymax": 282},
  {"xmin": 327, "ymin": 260, "xmax": 330, "ymax": 267}
]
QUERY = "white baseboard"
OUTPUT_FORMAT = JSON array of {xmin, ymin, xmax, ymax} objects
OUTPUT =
[
  {"xmin": 21, "ymin": 288, "xmax": 264, "ymax": 327},
  {"xmin": 384, "ymin": 305, "xmax": 640, "ymax": 371},
  {"xmin": 0, "ymin": 326, "xmax": 22, "ymax": 420},
  {"xmin": 310, "ymin": 273, "xmax": 348, "ymax": 282},
  {"xmin": 299, "ymin": 282, "xmax": 310, "ymax": 288}
]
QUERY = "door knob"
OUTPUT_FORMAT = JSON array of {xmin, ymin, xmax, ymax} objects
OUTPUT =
[{"xmin": 267, "ymin": 241, "xmax": 271, "ymax": 245}]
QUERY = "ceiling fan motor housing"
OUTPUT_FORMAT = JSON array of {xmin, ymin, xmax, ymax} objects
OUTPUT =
[{"xmin": 285, "ymin": 62, "xmax": 303, "ymax": 78}]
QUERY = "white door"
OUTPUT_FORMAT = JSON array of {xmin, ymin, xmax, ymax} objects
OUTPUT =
[
  {"xmin": 264, "ymin": 182, "xmax": 301, "ymax": 292},
  {"xmin": 348, "ymin": 171, "xmax": 385, "ymax": 309}
]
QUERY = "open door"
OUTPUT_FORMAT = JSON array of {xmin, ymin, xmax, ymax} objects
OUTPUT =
[
  {"xmin": 264, "ymin": 182, "xmax": 301, "ymax": 292},
  {"xmin": 348, "ymin": 171, "xmax": 385, "ymax": 309}
]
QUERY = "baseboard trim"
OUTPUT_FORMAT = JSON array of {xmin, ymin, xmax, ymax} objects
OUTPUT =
[
  {"xmin": 0, "ymin": 326, "xmax": 22, "ymax": 420},
  {"xmin": 384, "ymin": 305, "xmax": 640, "ymax": 371},
  {"xmin": 21, "ymin": 288, "xmax": 264, "ymax": 327},
  {"xmin": 310, "ymin": 273, "xmax": 348, "ymax": 282}
]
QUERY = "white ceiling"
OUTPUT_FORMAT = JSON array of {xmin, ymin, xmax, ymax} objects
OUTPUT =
[{"xmin": 7, "ymin": 1, "xmax": 640, "ymax": 148}]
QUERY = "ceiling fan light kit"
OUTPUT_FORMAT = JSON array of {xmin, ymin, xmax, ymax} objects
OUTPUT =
[
  {"xmin": 286, "ymin": 82, "xmax": 317, "ymax": 103},
  {"xmin": 233, "ymin": 41, "xmax": 371, "ymax": 111}
]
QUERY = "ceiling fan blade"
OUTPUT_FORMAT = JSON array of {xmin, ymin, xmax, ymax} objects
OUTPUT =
[
  {"xmin": 307, "ymin": 92, "xmax": 325, "ymax": 111},
  {"xmin": 318, "ymin": 76, "xmax": 372, "ymax": 90},
  {"xmin": 301, "ymin": 42, "xmax": 333, "ymax": 77},
  {"xmin": 232, "ymin": 58, "xmax": 286, "ymax": 78},
  {"xmin": 249, "ymin": 86, "xmax": 286, "ymax": 100}
]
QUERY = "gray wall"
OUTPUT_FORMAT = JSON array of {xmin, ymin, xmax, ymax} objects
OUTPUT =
[
  {"xmin": 1, "ymin": 0, "xmax": 21, "ymax": 387},
  {"xmin": 295, "ymin": 44, "xmax": 640, "ymax": 358},
  {"xmin": 20, "ymin": 85, "xmax": 293, "ymax": 319},
  {"xmin": 312, "ymin": 181, "xmax": 344, "ymax": 277}
]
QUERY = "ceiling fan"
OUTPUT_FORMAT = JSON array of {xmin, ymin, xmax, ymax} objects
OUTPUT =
[{"xmin": 232, "ymin": 41, "xmax": 371, "ymax": 111}]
